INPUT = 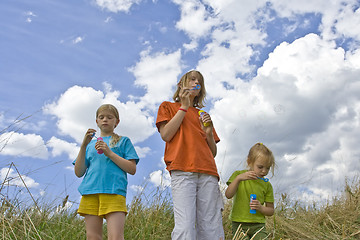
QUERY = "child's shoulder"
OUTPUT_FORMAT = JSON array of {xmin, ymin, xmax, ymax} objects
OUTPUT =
[
  {"xmin": 158, "ymin": 101, "xmax": 182, "ymax": 112},
  {"xmin": 114, "ymin": 135, "xmax": 129, "ymax": 144},
  {"xmin": 160, "ymin": 101, "xmax": 178, "ymax": 107},
  {"xmin": 227, "ymin": 170, "xmax": 247, "ymax": 184},
  {"xmin": 231, "ymin": 169, "xmax": 247, "ymax": 175}
]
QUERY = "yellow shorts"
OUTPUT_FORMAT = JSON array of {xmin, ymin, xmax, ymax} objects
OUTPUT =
[{"xmin": 77, "ymin": 194, "xmax": 127, "ymax": 218}]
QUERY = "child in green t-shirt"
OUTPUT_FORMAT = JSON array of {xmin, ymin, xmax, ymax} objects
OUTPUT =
[{"xmin": 225, "ymin": 143, "xmax": 275, "ymax": 240}]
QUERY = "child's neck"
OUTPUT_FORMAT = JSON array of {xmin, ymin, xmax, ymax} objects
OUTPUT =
[{"xmin": 100, "ymin": 132, "xmax": 113, "ymax": 137}]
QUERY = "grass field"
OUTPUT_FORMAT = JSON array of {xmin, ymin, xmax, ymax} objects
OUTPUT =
[{"xmin": 1, "ymin": 177, "xmax": 359, "ymax": 240}]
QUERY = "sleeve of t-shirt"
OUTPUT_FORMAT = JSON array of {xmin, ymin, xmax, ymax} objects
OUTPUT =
[
  {"xmin": 72, "ymin": 145, "xmax": 90, "ymax": 168},
  {"xmin": 226, "ymin": 171, "xmax": 241, "ymax": 185},
  {"xmin": 212, "ymin": 128, "xmax": 220, "ymax": 143},
  {"xmin": 156, "ymin": 101, "xmax": 171, "ymax": 131},
  {"xmin": 121, "ymin": 137, "xmax": 140, "ymax": 164}
]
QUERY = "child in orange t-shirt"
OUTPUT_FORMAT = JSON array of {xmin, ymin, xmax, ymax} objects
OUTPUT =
[{"xmin": 156, "ymin": 70, "xmax": 224, "ymax": 240}]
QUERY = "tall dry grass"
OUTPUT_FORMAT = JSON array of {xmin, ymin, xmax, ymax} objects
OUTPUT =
[{"xmin": 1, "ymin": 175, "xmax": 359, "ymax": 239}]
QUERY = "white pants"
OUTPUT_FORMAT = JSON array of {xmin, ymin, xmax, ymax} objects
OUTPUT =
[{"xmin": 171, "ymin": 171, "xmax": 225, "ymax": 240}]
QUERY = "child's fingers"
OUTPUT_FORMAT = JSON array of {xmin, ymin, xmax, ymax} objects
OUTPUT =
[
  {"xmin": 246, "ymin": 171, "xmax": 258, "ymax": 180},
  {"xmin": 86, "ymin": 129, "xmax": 96, "ymax": 137},
  {"xmin": 250, "ymin": 200, "xmax": 260, "ymax": 209}
]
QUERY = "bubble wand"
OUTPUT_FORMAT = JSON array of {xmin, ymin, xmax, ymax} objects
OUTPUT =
[
  {"xmin": 257, "ymin": 177, "xmax": 269, "ymax": 182},
  {"xmin": 91, "ymin": 132, "xmax": 103, "ymax": 154},
  {"xmin": 191, "ymin": 84, "xmax": 201, "ymax": 90}
]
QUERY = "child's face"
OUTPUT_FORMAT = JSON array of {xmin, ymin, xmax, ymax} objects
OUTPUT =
[
  {"xmin": 96, "ymin": 109, "xmax": 119, "ymax": 132},
  {"xmin": 249, "ymin": 157, "xmax": 271, "ymax": 178},
  {"xmin": 185, "ymin": 71, "xmax": 202, "ymax": 96}
]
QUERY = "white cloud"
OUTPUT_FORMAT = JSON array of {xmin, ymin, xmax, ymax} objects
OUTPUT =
[
  {"xmin": 134, "ymin": 146, "xmax": 151, "ymax": 158},
  {"xmin": 130, "ymin": 184, "xmax": 144, "ymax": 193},
  {"xmin": 95, "ymin": 0, "xmax": 142, "ymax": 13},
  {"xmin": 149, "ymin": 169, "xmax": 171, "ymax": 189},
  {"xmin": 332, "ymin": 5, "xmax": 360, "ymax": 41},
  {"xmin": 104, "ymin": 16, "xmax": 113, "ymax": 23},
  {"xmin": 0, "ymin": 167, "xmax": 39, "ymax": 188},
  {"xmin": 0, "ymin": 132, "xmax": 48, "ymax": 159},
  {"xmin": 25, "ymin": 11, "xmax": 37, "ymax": 17},
  {"xmin": 72, "ymin": 36, "xmax": 84, "ymax": 44},
  {"xmin": 65, "ymin": 166, "xmax": 74, "ymax": 171},
  {"xmin": 39, "ymin": 189, "xmax": 46, "ymax": 196},
  {"xmin": 56, "ymin": 201, "xmax": 73, "ymax": 213},
  {"xmin": 173, "ymin": 0, "xmax": 218, "ymax": 39},
  {"xmin": 43, "ymin": 85, "xmax": 155, "ymax": 144},
  {"xmin": 43, "ymin": 85, "xmax": 104, "ymax": 143},
  {"xmin": 47, "ymin": 136, "xmax": 79, "ymax": 160},
  {"xmin": 183, "ymin": 40, "xmax": 198, "ymax": 51},
  {"xmin": 211, "ymin": 33, "xmax": 360, "ymax": 201},
  {"xmin": 267, "ymin": 0, "xmax": 360, "ymax": 43},
  {"xmin": 128, "ymin": 48, "xmax": 183, "ymax": 109},
  {"xmin": 24, "ymin": 11, "xmax": 37, "ymax": 23}
]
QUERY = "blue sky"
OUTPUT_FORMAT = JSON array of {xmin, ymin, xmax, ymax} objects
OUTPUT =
[{"xmin": 1, "ymin": 0, "xmax": 360, "ymax": 210}]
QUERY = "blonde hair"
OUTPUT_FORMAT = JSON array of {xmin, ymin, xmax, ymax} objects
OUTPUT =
[
  {"xmin": 96, "ymin": 104, "xmax": 121, "ymax": 147},
  {"xmin": 247, "ymin": 143, "xmax": 275, "ymax": 176},
  {"xmin": 173, "ymin": 70, "xmax": 206, "ymax": 108}
]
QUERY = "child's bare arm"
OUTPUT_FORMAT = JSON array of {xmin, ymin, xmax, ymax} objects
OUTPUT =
[
  {"xmin": 250, "ymin": 201, "xmax": 274, "ymax": 216},
  {"xmin": 74, "ymin": 145, "xmax": 87, "ymax": 177},
  {"xmin": 74, "ymin": 129, "xmax": 95, "ymax": 177},
  {"xmin": 205, "ymin": 130, "xmax": 217, "ymax": 157},
  {"xmin": 225, "ymin": 179, "xmax": 241, "ymax": 199},
  {"xmin": 107, "ymin": 152, "xmax": 137, "ymax": 175}
]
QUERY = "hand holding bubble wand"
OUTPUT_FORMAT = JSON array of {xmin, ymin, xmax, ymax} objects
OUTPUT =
[
  {"xmin": 91, "ymin": 132, "xmax": 103, "ymax": 154},
  {"xmin": 198, "ymin": 110, "xmax": 210, "ymax": 127}
]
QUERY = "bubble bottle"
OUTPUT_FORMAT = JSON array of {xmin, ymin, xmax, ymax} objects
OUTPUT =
[
  {"xmin": 92, "ymin": 133, "xmax": 103, "ymax": 154},
  {"xmin": 198, "ymin": 110, "xmax": 210, "ymax": 127},
  {"xmin": 250, "ymin": 194, "xmax": 257, "ymax": 214}
]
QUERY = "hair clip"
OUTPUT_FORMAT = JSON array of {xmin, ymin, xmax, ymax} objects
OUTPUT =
[
  {"xmin": 257, "ymin": 177, "xmax": 269, "ymax": 182},
  {"xmin": 191, "ymin": 84, "xmax": 201, "ymax": 90}
]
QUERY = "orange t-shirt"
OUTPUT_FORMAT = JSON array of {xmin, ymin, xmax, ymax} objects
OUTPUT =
[{"xmin": 156, "ymin": 101, "xmax": 220, "ymax": 178}]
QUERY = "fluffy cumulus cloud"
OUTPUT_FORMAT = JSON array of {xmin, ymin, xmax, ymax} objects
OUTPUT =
[
  {"xmin": 43, "ymin": 86, "xmax": 104, "ymax": 143},
  {"xmin": 149, "ymin": 169, "xmax": 171, "ymax": 189},
  {"xmin": 134, "ymin": 146, "xmax": 151, "ymax": 159},
  {"xmin": 47, "ymin": 136, "xmax": 79, "ymax": 160},
  {"xmin": 0, "ymin": 167, "xmax": 39, "ymax": 188},
  {"xmin": 211, "ymin": 33, "xmax": 360, "ymax": 201},
  {"xmin": 129, "ymin": 49, "xmax": 183, "ymax": 109},
  {"xmin": 173, "ymin": 0, "xmax": 218, "ymax": 39},
  {"xmin": 0, "ymin": 132, "xmax": 48, "ymax": 159},
  {"xmin": 145, "ymin": 0, "xmax": 360, "ymax": 202},
  {"xmin": 43, "ymin": 84, "xmax": 156, "ymax": 145},
  {"xmin": 95, "ymin": 0, "xmax": 142, "ymax": 13}
]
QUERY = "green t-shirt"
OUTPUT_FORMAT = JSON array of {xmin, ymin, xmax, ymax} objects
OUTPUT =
[{"xmin": 226, "ymin": 170, "xmax": 274, "ymax": 223}]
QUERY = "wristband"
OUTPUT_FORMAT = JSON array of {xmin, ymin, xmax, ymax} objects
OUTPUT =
[{"xmin": 179, "ymin": 108, "xmax": 187, "ymax": 112}]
